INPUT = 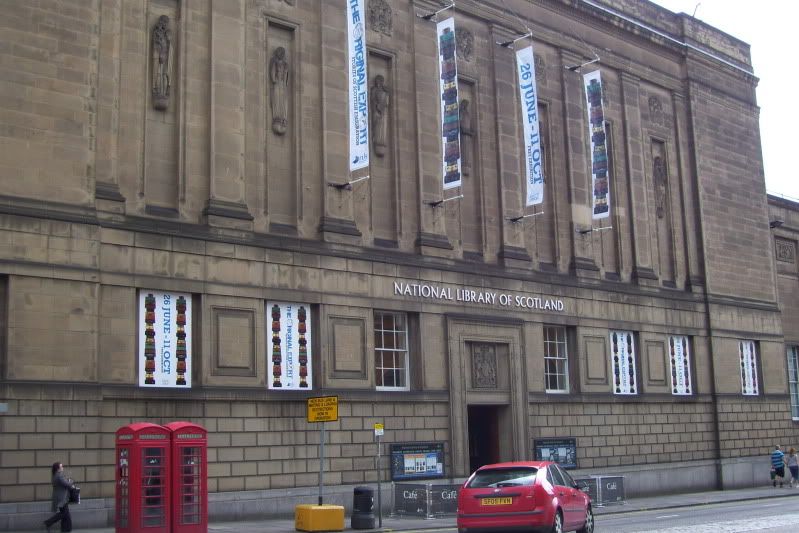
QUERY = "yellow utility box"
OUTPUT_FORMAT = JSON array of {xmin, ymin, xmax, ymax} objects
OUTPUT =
[{"xmin": 294, "ymin": 504, "xmax": 345, "ymax": 532}]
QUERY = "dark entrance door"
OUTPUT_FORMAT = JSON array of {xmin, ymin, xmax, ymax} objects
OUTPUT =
[{"xmin": 467, "ymin": 405, "xmax": 501, "ymax": 473}]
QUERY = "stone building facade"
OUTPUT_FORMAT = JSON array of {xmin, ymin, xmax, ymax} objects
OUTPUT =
[{"xmin": 1, "ymin": 0, "xmax": 797, "ymax": 528}]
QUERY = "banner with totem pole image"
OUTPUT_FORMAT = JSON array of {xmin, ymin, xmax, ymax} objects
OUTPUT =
[
  {"xmin": 268, "ymin": 302, "xmax": 312, "ymax": 390},
  {"xmin": 437, "ymin": 17, "xmax": 461, "ymax": 190},
  {"xmin": 138, "ymin": 290, "xmax": 192, "ymax": 388},
  {"xmin": 583, "ymin": 70, "xmax": 610, "ymax": 219}
]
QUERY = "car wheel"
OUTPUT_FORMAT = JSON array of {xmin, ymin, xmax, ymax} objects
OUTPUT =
[
  {"xmin": 551, "ymin": 510, "xmax": 563, "ymax": 533},
  {"xmin": 577, "ymin": 506, "xmax": 594, "ymax": 533}
]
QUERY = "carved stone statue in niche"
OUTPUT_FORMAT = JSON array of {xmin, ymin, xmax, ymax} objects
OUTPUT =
[
  {"xmin": 269, "ymin": 47, "xmax": 289, "ymax": 135},
  {"xmin": 368, "ymin": 0, "xmax": 392, "ymax": 36},
  {"xmin": 649, "ymin": 96, "xmax": 664, "ymax": 126},
  {"xmin": 151, "ymin": 15, "xmax": 172, "ymax": 111},
  {"xmin": 534, "ymin": 53, "xmax": 546, "ymax": 84},
  {"xmin": 456, "ymin": 28, "xmax": 473, "ymax": 62},
  {"xmin": 370, "ymin": 75, "xmax": 390, "ymax": 157},
  {"xmin": 459, "ymin": 99, "xmax": 473, "ymax": 176},
  {"xmin": 653, "ymin": 155, "xmax": 668, "ymax": 218}
]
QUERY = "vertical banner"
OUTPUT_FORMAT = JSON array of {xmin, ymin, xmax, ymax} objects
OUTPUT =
[
  {"xmin": 347, "ymin": 0, "xmax": 369, "ymax": 171},
  {"xmin": 268, "ymin": 302, "xmax": 312, "ymax": 390},
  {"xmin": 739, "ymin": 340, "xmax": 759, "ymax": 395},
  {"xmin": 610, "ymin": 330, "xmax": 637, "ymax": 395},
  {"xmin": 669, "ymin": 335, "xmax": 692, "ymax": 395},
  {"xmin": 516, "ymin": 45, "xmax": 544, "ymax": 206},
  {"xmin": 583, "ymin": 70, "xmax": 610, "ymax": 219},
  {"xmin": 138, "ymin": 290, "xmax": 192, "ymax": 388},
  {"xmin": 437, "ymin": 17, "xmax": 461, "ymax": 190}
]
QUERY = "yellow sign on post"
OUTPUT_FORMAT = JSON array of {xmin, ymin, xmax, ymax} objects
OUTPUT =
[{"xmin": 307, "ymin": 396, "xmax": 339, "ymax": 422}]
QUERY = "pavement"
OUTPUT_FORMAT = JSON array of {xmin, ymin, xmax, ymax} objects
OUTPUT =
[{"xmin": 52, "ymin": 484, "xmax": 799, "ymax": 533}]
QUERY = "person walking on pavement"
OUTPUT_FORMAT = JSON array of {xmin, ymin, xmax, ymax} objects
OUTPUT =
[
  {"xmin": 771, "ymin": 445, "xmax": 786, "ymax": 488},
  {"xmin": 43, "ymin": 462, "xmax": 74, "ymax": 532},
  {"xmin": 786, "ymin": 447, "xmax": 799, "ymax": 488}
]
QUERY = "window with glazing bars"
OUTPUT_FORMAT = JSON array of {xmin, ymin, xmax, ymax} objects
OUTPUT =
[
  {"xmin": 374, "ymin": 311, "xmax": 409, "ymax": 390},
  {"xmin": 544, "ymin": 326, "xmax": 569, "ymax": 393},
  {"xmin": 788, "ymin": 346, "xmax": 799, "ymax": 419}
]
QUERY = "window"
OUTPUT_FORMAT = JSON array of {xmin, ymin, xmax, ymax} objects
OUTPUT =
[
  {"xmin": 788, "ymin": 346, "xmax": 799, "ymax": 419},
  {"xmin": 547, "ymin": 464, "xmax": 566, "ymax": 487},
  {"xmin": 466, "ymin": 467, "xmax": 538, "ymax": 488},
  {"xmin": 669, "ymin": 336, "xmax": 692, "ymax": 395},
  {"xmin": 374, "ymin": 311, "xmax": 409, "ymax": 390},
  {"xmin": 544, "ymin": 326, "xmax": 569, "ymax": 393},
  {"xmin": 557, "ymin": 465, "xmax": 576, "ymax": 487},
  {"xmin": 739, "ymin": 340, "xmax": 759, "ymax": 396},
  {"xmin": 610, "ymin": 330, "xmax": 637, "ymax": 394}
]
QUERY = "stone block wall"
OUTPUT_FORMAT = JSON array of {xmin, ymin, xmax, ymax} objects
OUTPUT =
[
  {"xmin": 0, "ymin": 393, "xmax": 450, "ymax": 503},
  {"xmin": 529, "ymin": 400, "xmax": 718, "ymax": 469}
]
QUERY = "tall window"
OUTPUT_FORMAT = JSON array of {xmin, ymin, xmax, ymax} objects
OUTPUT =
[
  {"xmin": 788, "ymin": 346, "xmax": 799, "ymax": 419},
  {"xmin": 544, "ymin": 326, "xmax": 569, "ymax": 393},
  {"xmin": 374, "ymin": 311, "xmax": 409, "ymax": 390},
  {"xmin": 739, "ymin": 340, "xmax": 759, "ymax": 396}
]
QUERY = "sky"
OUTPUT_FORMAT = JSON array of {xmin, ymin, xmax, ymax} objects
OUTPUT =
[{"xmin": 649, "ymin": 0, "xmax": 799, "ymax": 199}]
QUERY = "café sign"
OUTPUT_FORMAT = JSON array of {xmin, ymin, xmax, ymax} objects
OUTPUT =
[{"xmin": 393, "ymin": 281, "xmax": 564, "ymax": 312}]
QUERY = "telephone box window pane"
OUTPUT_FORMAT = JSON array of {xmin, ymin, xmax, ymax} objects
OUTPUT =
[
  {"xmin": 142, "ymin": 447, "xmax": 166, "ymax": 527},
  {"xmin": 180, "ymin": 446, "xmax": 201, "ymax": 524}
]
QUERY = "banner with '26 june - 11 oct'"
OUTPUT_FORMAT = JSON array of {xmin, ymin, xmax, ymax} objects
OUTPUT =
[
  {"xmin": 138, "ymin": 290, "xmax": 192, "ymax": 388},
  {"xmin": 516, "ymin": 45, "xmax": 544, "ymax": 206}
]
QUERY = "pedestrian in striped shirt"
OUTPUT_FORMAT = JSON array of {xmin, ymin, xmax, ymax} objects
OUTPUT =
[{"xmin": 771, "ymin": 445, "xmax": 786, "ymax": 487}]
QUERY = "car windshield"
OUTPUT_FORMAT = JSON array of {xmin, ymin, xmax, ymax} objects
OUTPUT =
[{"xmin": 466, "ymin": 467, "xmax": 538, "ymax": 488}]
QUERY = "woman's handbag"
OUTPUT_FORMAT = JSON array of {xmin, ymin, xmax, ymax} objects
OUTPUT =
[{"xmin": 68, "ymin": 485, "xmax": 81, "ymax": 504}]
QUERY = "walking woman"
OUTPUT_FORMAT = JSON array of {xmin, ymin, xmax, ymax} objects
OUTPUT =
[
  {"xmin": 44, "ymin": 462, "xmax": 74, "ymax": 532},
  {"xmin": 787, "ymin": 448, "xmax": 799, "ymax": 488}
]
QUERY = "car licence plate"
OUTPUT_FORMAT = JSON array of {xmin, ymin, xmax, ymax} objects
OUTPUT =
[{"xmin": 481, "ymin": 497, "xmax": 512, "ymax": 506}]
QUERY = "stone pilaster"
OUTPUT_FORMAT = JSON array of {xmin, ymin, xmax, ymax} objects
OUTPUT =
[
  {"xmin": 95, "ymin": 0, "xmax": 126, "ymax": 213},
  {"xmin": 413, "ymin": 1, "xmax": 452, "ymax": 256},
  {"xmin": 620, "ymin": 72, "xmax": 657, "ymax": 284},
  {"xmin": 205, "ymin": 0, "xmax": 253, "ymax": 229},
  {"xmin": 319, "ymin": 0, "xmax": 361, "ymax": 244},
  {"xmin": 672, "ymin": 91, "xmax": 704, "ymax": 290},
  {"xmin": 560, "ymin": 50, "xmax": 598, "ymax": 277},
  {"xmin": 493, "ymin": 26, "xmax": 531, "ymax": 267}
]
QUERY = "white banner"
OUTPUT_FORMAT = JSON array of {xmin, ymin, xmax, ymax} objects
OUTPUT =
[
  {"xmin": 516, "ymin": 45, "xmax": 544, "ymax": 206},
  {"xmin": 610, "ymin": 330, "xmax": 637, "ymax": 395},
  {"xmin": 347, "ymin": 0, "xmax": 369, "ymax": 171},
  {"xmin": 268, "ymin": 302, "xmax": 312, "ymax": 390},
  {"xmin": 138, "ymin": 291, "xmax": 192, "ymax": 388},
  {"xmin": 669, "ymin": 335, "xmax": 692, "ymax": 395},
  {"xmin": 583, "ymin": 70, "xmax": 610, "ymax": 219},
  {"xmin": 739, "ymin": 340, "xmax": 759, "ymax": 395},
  {"xmin": 437, "ymin": 17, "xmax": 461, "ymax": 190}
]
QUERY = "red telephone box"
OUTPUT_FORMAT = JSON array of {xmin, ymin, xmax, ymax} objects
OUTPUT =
[
  {"xmin": 165, "ymin": 422, "xmax": 208, "ymax": 533},
  {"xmin": 115, "ymin": 423, "xmax": 172, "ymax": 533}
]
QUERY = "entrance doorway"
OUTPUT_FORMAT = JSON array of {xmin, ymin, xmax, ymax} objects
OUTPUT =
[{"xmin": 467, "ymin": 405, "xmax": 502, "ymax": 473}]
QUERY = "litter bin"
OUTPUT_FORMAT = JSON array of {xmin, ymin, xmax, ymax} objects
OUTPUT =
[{"xmin": 351, "ymin": 486, "xmax": 375, "ymax": 529}]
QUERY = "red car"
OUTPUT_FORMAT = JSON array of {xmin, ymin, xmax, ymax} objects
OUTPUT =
[{"xmin": 457, "ymin": 461, "xmax": 593, "ymax": 533}]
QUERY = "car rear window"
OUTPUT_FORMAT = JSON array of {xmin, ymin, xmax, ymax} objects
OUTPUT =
[{"xmin": 466, "ymin": 467, "xmax": 538, "ymax": 488}]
